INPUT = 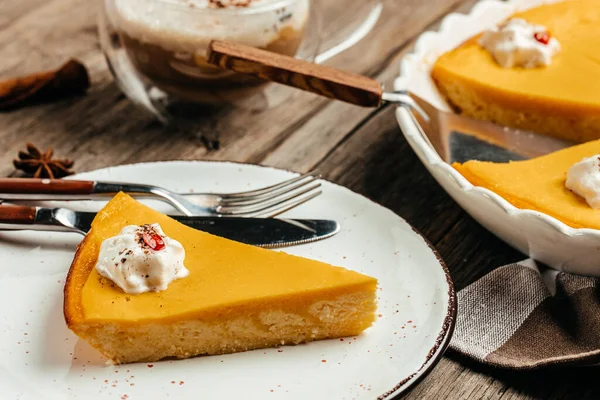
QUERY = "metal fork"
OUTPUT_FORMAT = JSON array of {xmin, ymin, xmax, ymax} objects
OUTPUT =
[{"xmin": 0, "ymin": 173, "xmax": 322, "ymax": 217}]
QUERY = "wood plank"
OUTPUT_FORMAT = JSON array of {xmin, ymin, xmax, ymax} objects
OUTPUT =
[
  {"xmin": 408, "ymin": 355, "xmax": 600, "ymax": 399},
  {"xmin": 0, "ymin": 0, "xmax": 102, "ymax": 76},
  {"xmin": 0, "ymin": 0, "xmax": 58, "ymax": 32}
]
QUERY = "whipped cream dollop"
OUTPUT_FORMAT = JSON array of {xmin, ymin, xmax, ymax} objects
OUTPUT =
[
  {"xmin": 479, "ymin": 18, "xmax": 561, "ymax": 68},
  {"xmin": 95, "ymin": 224, "xmax": 189, "ymax": 294},
  {"xmin": 566, "ymin": 155, "xmax": 600, "ymax": 209}
]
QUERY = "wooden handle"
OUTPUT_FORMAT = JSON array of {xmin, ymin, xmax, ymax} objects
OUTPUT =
[
  {"xmin": 0, "ymin": 205, "xmax": 36, "ymax": 224},
  {"xmin": 0, "ymin": 178, "xmax": 94, "ymax": 194},
  {"xmin": 207, "ymin": 40, "xmax": 383, "ymax": 107}
]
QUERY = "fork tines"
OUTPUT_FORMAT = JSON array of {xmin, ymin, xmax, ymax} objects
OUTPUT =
[{"xmin": 217, "ymin": 173, "xmax": 322, "ymax": 218}]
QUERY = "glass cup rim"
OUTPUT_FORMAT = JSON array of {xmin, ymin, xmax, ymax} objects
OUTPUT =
[{"xmin": 149, "ymin": 0, "xmax": 304, "ymax": 15}]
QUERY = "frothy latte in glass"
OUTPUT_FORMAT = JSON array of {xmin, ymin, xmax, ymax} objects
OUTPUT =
[{"xmin": 112, "ymin": 0, "xmax": 310, "ymax": 103}]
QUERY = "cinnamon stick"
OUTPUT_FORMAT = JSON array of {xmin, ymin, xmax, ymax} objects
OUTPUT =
[{"xmin": 0, "ymin": 59, "xmax": 90, "ymax": 111}]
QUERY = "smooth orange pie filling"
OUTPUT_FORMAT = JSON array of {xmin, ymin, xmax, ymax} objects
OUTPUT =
[
  {"xmin": 64, "ymin": 193, "xmax": 378, "ymax": 364},
  {"xmin": 432, "ymin": 0, "xmax": 600, "ymax": 142},
  {"xmin": 453, "ymin": 139, "xmax": 600, "ymax": 230}
]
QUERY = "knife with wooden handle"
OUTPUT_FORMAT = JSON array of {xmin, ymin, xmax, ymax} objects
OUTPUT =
[{"xmin": 0, "ymin": 204, "xmax": 339, "ymax": 248}]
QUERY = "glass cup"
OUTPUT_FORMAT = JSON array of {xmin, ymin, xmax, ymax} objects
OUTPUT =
[{"xmin": 98, "ymin": 0, "xmax": 381, "ymax": 122}]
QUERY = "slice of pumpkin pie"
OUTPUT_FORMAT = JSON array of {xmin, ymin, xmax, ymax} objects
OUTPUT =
[
  {"xmin": 453, "ymin": 139, "xmax": 600, "ymax": 229},
  {"xmin": 64, "ymin": 193, "xmax": 378, "ymax": 364}
]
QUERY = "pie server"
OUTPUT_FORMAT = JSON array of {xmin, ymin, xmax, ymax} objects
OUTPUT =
[
  {"xmin": 0, "ymin": 204, "xmax": 339, "ymax": 248},
  {"xmin": 207, "ymin": 40, "xmax": 575, "ymax": 164}
]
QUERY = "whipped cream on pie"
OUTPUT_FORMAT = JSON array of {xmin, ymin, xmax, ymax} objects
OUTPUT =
[
  {"xmin": 479, "ymin": 18, "xmax": 561, "ymax": 68},
  {"xmin": 566, "ymin": 155, "xmax": 600, "ymax": 209},
  {"xmin": 95, "ymin": 224, "xmax": 189, "ymax": 294}
]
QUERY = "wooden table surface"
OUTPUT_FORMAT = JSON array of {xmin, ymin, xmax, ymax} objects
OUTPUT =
[{"xmin": 2, "ymin": 0, "xmax": 600, "ymax": 398}]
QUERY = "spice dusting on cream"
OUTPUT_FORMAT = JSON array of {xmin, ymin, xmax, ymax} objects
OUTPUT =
[
  {"xmin": 479, "ymin": 18, "xmax": 561, "ymax": 68},
  {"xmin": 95, "ymin": 223, "xmax": 189, "ymax": 294},
  {"xmin": 566, "ymin": 155, "xmax": 600, "ymax": 209}
]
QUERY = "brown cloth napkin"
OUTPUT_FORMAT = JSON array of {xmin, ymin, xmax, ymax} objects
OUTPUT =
[{"xmin": 450, "ymin": 259, "xmax": 600, "ymax": 369}]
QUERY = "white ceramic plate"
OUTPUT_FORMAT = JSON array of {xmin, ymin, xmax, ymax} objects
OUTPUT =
[
  {"xmin": 0, "ymin": 161, "xmax": 455, "ymax": 399},
  {"xmin": 393, "ymin": 0, "xmax": 600, "ymax": 276}
]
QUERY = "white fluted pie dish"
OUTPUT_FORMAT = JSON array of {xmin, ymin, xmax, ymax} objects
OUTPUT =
[{"xmin": 394, "ymin": 0, "xmax": 600, "ymax": 276}]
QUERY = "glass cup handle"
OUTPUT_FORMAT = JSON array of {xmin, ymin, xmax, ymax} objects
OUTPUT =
[{"xmin": 314, "ymin": 0, "xmax": 383, "ymax": 64}]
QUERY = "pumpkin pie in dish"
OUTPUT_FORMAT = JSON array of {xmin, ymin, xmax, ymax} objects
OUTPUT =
[
  {"xmin": 432, "ymin": 0, "xmax": 600, "ymax": 142},
  {"xmin": 453, "ymin": 139, "xmax": 600, "ymax": 230},
  {"xmin": 64, "ymin": 192, "xmax": 378, "ymax": 364}
]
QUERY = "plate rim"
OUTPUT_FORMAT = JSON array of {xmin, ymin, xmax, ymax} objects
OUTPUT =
[
  {"xmin": 393, "ymin": 0, "xmax": 600, "ymax": 240},
  {"xmin": 69, "ymin": 159, "xmax": 457, "ymax": 399},
  {"xmin": 378, "ymin": 228, "xmax": 457, "ymax": 399}
]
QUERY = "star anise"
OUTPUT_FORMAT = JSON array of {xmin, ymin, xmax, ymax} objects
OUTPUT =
[{"xmin": 13, "ymin": 143, "xmax": 75, "ymax": 179}]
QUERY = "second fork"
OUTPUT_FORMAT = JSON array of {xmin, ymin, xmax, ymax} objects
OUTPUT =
[{"xmin": 0, "ymin": 173, "xmax": 322, "ymax": 217}]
